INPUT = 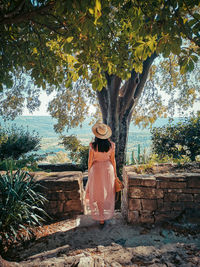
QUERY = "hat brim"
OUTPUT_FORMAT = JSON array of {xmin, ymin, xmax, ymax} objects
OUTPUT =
[{"xmin": 92, "ymin": 123, "xmax": 112, "ymax": 139}]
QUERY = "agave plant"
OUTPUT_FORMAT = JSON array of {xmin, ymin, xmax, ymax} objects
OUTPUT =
[{"xmin": 0, "ymin": 168, "xmax": 48, "ymax": 249}]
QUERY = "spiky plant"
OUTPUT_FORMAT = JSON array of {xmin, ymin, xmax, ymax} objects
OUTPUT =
[{"xmin": 0, "ymin": 168, "xmax": 48, "ymax": 250}]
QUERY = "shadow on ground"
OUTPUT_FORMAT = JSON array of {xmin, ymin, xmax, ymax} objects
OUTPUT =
[{"xmin": 3, "ymin": 212, "xmax": 200, "ymax": 266}]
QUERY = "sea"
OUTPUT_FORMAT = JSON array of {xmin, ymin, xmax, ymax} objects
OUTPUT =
[{"xmin": 0, "ymin": 116, "xmax": 184, "ymax": 160}]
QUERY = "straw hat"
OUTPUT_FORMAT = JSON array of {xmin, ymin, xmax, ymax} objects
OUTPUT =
[{"xmin": 92, "ymin": 123, "xmax": 112, "ymax": 139}]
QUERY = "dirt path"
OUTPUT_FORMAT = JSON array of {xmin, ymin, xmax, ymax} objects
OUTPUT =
[{"xmin": 2, "ymin": 212, "xmax": 200, "ymax": 266}]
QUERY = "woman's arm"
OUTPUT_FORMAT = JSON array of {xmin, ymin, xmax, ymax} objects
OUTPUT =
[
  {"xmin": 88, "ymin": 143, "xmax": 94, "ymax": 171},
  {"xmin": 110, "ymin": 142, "xmax": 117, "ymax": 178}
]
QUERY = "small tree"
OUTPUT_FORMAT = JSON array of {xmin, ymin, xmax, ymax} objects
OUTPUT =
[
  {"xmin": 0, "ymin": 124, "xmax": 41, "ymax": 161},
  {"xmin": 60, "ymin": 135, "xmax": 89, "ymax": 170},
  {"xmin": 151, "ymin": 114, "xmax": 200, "ymax": 161}
]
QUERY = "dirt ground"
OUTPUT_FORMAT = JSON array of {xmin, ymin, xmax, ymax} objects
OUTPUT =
[{"xmin": 2, "ymin": 211, "xmax": 200, "ymax": 267}]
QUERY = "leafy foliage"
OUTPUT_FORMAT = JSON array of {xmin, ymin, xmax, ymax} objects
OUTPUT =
[
  {"xmin": 132, "ymin": 55, "xmax": 200, "ymax": 128},
  {"xmin": 151, "ymin": 114, "xmax": 200, "ymax": 161},
  {"xmin": 47, "ymin": 78, "xmax": 95, "ymax": 132},
  {"xmin": 0, "ymin": 124, "xmax": 41, "ymax": 161},
  {"xmin": 0, "ymin": 0, "xmax": 199, "ymax": 124},
  {"xmin": 60, "ymin": 135, "xmax": 89, "ymax": 170},
  {"xmin": 0, "ymin": 168, "xmax": 48, "ymax": 250},
  {"xmin": 0, "ymin": 155, "xmax": 43, "ymax": 172}
]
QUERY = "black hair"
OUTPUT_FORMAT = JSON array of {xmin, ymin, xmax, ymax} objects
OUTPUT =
[{"xmin": 92, "ymin": 137, "xmax": 112, "ymax": 152}]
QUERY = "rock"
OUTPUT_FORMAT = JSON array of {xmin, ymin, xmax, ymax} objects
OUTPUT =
[
  {"xmin": 0, "ymin": 256, "xmax": 18, "ymax": 267},
  {"xmin": 78, "ymin": 256, "xmax": 94, "ymax": 266},
  {"xmin": 110, "ymin": 262, "xmax": 122, "ymax": 267}
]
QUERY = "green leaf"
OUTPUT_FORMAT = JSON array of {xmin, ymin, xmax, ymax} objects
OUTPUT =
[
  {"xmin": 66, "ymin": 37, "xmax": 74, "ymax": 43},
  {"xmin": 188, "ymin": 59, "xmax": 194, "ymax": 72},
  {"xmin": 191, "ymin": 55, "xmax": 198, "ymax": 63},
  {"xmin": 162, "ymin": 47, "xmax": 170, "ymax": 58},
  {"xmin": 94, "ymin": 0, "xmax": 101, "ymax": 25},
  {"xmin": 135, "ymin": 44, "xmax": 144, "ymax": 59},
  {"xmin": 89, "ymin": 8, "xmax": 94, "ymax": 14}
]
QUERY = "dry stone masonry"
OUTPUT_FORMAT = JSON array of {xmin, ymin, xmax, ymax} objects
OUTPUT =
[
  {"xmin": 122, "ymin": 165, "xmax": 200, "ymax": 224},
  {"xmin": 33, "ymin": 171, "xmax": 84, "ymax": 219}
]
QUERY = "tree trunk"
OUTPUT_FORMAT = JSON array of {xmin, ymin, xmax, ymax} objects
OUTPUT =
[{"xmin": 97, "ymin": 54, "xmax": 157, "ymax": 175}]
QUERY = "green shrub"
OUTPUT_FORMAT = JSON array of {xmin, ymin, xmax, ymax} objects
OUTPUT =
[
  {"xmin": 0, "ymin": 154, "xmax": 44, "ymax": 171},
  {"xmin": 0, "ymin": 124, "xmax": 41, "ymax": 161},
  {"xmin": 151, "ymin": 115, "xmax": 200, "ymax": 161},
  {"xmin": 0, "ymin": 169, "xmax": 48, "ymax": 250},
  {"xmin": 60, "ymin": 135, "xmax": 89, "ymax": 170}
]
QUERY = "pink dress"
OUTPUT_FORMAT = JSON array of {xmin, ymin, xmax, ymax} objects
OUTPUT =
[{"xmin": 85, "ymin": 141, "xmax": 117, "ymax": 221}]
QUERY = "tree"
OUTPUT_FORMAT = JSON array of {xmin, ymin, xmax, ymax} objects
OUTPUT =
[
  {"xmin": 0, "ymin": 0, "xmax": 200, "ymax": 173},
  {"xmin": 151, "ymin": 114, "xmax": 200, "ymax": 161},
  {"xmin": 0, "ymin": 124, "xmax": 41, "ymax": 160}
]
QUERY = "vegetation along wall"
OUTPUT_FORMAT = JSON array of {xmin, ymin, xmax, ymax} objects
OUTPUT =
[{"xmin": 122, "ymin": 165, "xmax": 200, "ymax": 224}]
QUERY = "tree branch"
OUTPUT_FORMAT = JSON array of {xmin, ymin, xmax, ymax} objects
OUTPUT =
[
  {"xmin": 119, "ymin": 70, "xmax": 140, "ymax": 118},
  {"xmin": 0, "ymin": 2, "xmax": 55, "ymax": 25},
  {"xmin": 110, "ymin": 74, "xmax": 121, "ymax": 109},
  {"xmin": 134, "ymin": 53, "xmax": 157, "ymax": 102},
  {"xmin": 174, "ymin": 8, "xmax": 200, "ymax": 48},
  {"xmin": 3, "ymin": 0, "xmax": 26, "ymax": 19},
  {"xmin": 31, "ymin": 19, "xmax": 66, "ymax": 37},
  {"xmin": 120, "ymin": 53, "xmax": 157, "ymax": 120}
]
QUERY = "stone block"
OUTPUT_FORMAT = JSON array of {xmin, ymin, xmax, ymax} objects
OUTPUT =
[
  {"xmin": 187, "ymin": 175, "xmax": 200, "ymax": 188},
  {"xmin": 47, "ymin": 200, "xmax": 64, "ymax": 214},
  {"xmin": 58, "ymin": 192, "xmax": 65, "ymax": 201},
  {"xmin": 128, "ymin": 199, "xmax": 141, "ymax": 210},
  {"xmin": 57, "ymin": 201, "xmax": 64, "ymax": 213},
  {"xmin": 127, "ymin": 210, "xmax": 139, "ymax": 223},
  {"xmin": 140, "ymin": 211, "xmax": 154, "ymax": 223},
  {"xmin": 155, "ymin": 173, "xmax": 186, "ymax": 181},
  {"xmin": 47, "ymin": 191, "xmax": 60, "ymax": 201},
  {"xmin": 157, "ymin": 181, "xmax": 186, "ymax": 189},
  {"xmin": 63, "ymin": 200, "xmax": 82, "ymax": 213},
  {"xmin": 38, "ymin": 180, "xmax": 80, "ymax": 192},
  {"xmin": 178, "ymin": 194, "xmax": 193, "ymax": 202},
  {"xmin": 46, "ymin": 207, "xmax": 58, "ymax": 215},
  {"xmin": 154, "ymin": 211, "xmax": 180, "ymax": 222},
  {"xmin": 67, "ymin": 190, "xmax": 80, "ymax": 200},
  {"xmin": 171, "ymin": 202, "xmax": 184, "ymax": 211},
  {"xmin": 48, "ymin": 200, "xmax": 57, "ymax": 209},
  {"xmin": 167, "ymin": 189, "xmax": 183, "ymax": 193},
  {"xmin": 182, "ymin": 188, "xmax": 200, "ymax": 194},
  {"xmin": 159, "ymin": 201, "xmax": 172, "ymax": 212},
  {"xmin": 183, "ymin": 202, "xmax": 195, "ymax": 209},
  {"xmin": 156, "ymin": 199, "xmax": 164, "ymax": 209},
  {"xmin": 164, "ymin": 193, "xmax": 178, "ymax": 202},
  {"xmin": 141, "ymin": 199, "xmax": 157, "ymax": 211},
  {"xmin": 128, "ymin": 174, "xmax": 156, "ymax": 187},
  {"xmin": 194, "ymin": 194, "xmax": 200, "ymax": 202},
  {"xmin": 129, "ymin": 187, "xmax": 164, "ymax": 199}
]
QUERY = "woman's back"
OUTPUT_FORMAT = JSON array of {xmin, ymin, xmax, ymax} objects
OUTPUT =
[{"xmin": 89, "ymin": 141, "xmax": 114, "ymax": 162}]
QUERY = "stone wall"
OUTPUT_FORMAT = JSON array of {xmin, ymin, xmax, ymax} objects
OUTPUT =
[
  {"xmin": 33, "ymin": 171, "xmax": 84, "ymax": 219},
  {"xmin": 122, "ymin": 165, "xmax": 200, "ymax": 224}
]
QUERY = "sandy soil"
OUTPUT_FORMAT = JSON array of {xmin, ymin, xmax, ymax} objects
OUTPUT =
[{"xmin": 2, "ymin": 212, "xmax": 200, "ymax": 267}]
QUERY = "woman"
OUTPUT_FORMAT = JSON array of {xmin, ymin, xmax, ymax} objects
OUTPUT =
[{"xmin": 85, "ymin": 123, "xmax": 117, "ymax": 227}]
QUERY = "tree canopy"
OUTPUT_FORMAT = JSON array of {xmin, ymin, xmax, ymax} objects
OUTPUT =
[{"xmin": 1, "ymin": 0, "xmax": 200, "ymax": 127}]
